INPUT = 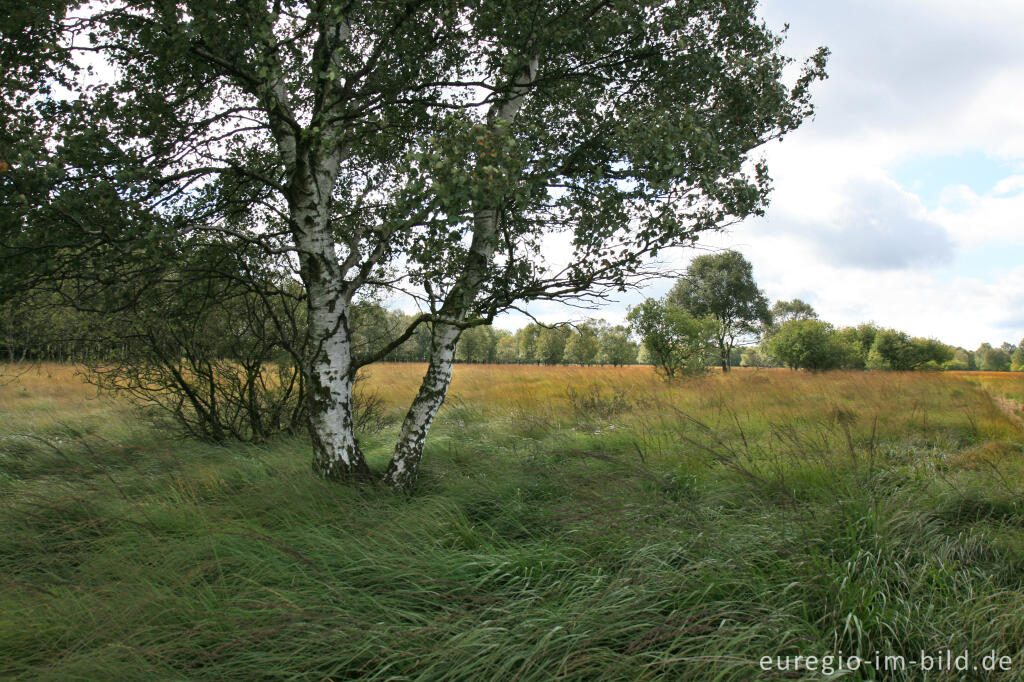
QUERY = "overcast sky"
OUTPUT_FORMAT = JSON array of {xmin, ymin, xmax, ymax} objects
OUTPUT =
[{"xmin": 499, "ymin": 0, "xmax": 1024, "ymax": 349}]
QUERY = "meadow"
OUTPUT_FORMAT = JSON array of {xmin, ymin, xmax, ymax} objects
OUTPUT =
[{"xmin": 3, "ymin": 363, "xmax": 1024, "ymax": 680}]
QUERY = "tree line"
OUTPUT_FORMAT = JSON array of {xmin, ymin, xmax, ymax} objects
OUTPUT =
[{"xmin": 629, "ymin": 250, "xmax": 1024, "ymax": 376}]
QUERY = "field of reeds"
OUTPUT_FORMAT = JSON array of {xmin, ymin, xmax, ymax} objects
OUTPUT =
[{"xmin": 3, "ymin": 363, "xmax": 1024, "ymax": 680}]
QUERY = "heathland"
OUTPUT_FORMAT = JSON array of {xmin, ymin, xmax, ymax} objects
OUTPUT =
[{"xmin": 2, "ymin": 364, "xmax": 1024, "ymax": 680}]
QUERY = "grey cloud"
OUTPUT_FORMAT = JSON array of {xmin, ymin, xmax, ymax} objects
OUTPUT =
[
  {"xmin": 760, "ymin": 0, "xmax": 1024, "ymax": 139},
  {"xmin": 825, "ymin": 181, "xmax": 953, "ymax": 269},
  {"xmin": 765, "ymin": 179, "xmax": 955, "ymax": 270}
]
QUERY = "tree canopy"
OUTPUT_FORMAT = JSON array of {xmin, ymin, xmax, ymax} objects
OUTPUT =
[
  {"xmin": 627, "ymin": 298, "xmax": 716, "ymax": 378},
  {"xmin": 766, "ymin": 319, "xmax": 855, "ymax": 371},
  {"xmin": 2, "ymin": 0, "xmax": 827, "ymax": 489},
  {"xmin": 667, "ymin": 250, "xmax": 770, "ymax": 371}
]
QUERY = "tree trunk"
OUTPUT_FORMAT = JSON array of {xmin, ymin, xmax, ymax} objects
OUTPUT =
[
  {"xmin": 381, "ymin": 57, "xmax": 538, "ymax": 491},
  {"xmin": 291, "ymin": 168, "xmax": 371, "ymax": 480},
  {"xmin": 382, "ymin": 323, "xmax": 460, "ymax": 490},
  {"xmin": 304, "ymin": 280, "xmax": 370, "ymax": 480}
]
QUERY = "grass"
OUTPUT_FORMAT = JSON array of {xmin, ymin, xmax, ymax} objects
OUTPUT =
[{"xmin": 3, "ymin": 363, "xmax": 1024, "ymax": 680}]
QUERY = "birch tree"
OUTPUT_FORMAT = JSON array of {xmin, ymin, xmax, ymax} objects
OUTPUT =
[{"xmin": 2, "ymin": 0, "xmax": 827, "ymax": 490}]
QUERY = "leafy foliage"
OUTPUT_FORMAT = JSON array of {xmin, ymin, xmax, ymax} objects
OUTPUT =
[
  {"xmin": 866, "ymin": 330, "xmax": 952, "ymax": 371},
  {"xmin": 766, "ymin": 319, "xmax": 857, "ymax": 371},
  {"xmin": 627, "ymin": 298, "xmax": 716, "ymax": 378},
  {"xmin": 667, "ymin": 251, "xmax": 771, "ymax": 371},
  {"xmin": 1012, "ymin": 341, "xmax": 1024, "ymax": 372}
]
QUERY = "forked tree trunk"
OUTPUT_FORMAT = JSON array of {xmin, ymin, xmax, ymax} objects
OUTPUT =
[{"xmin": 382, "ymin": 323, "xmax": 461, "ymax": 490}]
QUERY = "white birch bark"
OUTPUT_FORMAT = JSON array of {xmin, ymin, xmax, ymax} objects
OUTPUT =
[
  {"xmin": 382, "ymin": 323, "xmax": 461, "ymax": 489},
  {"xmin": 291, "ymin": 150, "xmax": 369, "ymax": 479},
  {"xmin": 304, "ymin": 259, "xmax": 368, "ymax": 479},
  {"xmin": 383, "ymin": 58, "xmax": 539, "ymax": 490}
]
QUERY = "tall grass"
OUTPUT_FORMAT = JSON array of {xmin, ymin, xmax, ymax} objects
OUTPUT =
[{"xmin": 3, "ymin": 364, "xmax": 1024, "ymax": 680}]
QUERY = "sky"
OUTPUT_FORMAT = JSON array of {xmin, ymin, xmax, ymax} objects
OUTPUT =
[{"xmin": 499, "ymin": 0, "xmax": 1024, "ymax": 349}]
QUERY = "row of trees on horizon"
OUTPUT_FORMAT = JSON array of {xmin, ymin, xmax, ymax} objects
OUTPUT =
[{"xmin": 4, "ymin": 251, "xmax": 1021, "ymax": 374}]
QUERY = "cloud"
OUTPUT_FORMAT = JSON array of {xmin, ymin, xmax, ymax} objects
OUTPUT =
[
  {"xmin": 762, "ymin": 0, "xmax": 1024, "ymax": 159},
  {"xmin": 766, "ymin": 179, "xmax": 954, "ymax": 270}
]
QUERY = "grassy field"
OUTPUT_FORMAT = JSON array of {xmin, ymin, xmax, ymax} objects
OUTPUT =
[{"xmin": 3, "ymin": 364, "xmax": 1024, "ymax": 680}]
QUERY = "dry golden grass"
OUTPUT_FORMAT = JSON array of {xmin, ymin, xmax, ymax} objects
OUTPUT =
[
  {"xmin": 0, "ymin": 364, "xmax": 124, "ymax": 436},
  {"xmin": 4, "ymin": 362, "xmax": 1023, "ymax": 449},
  {"xmin": 362, "ymin": 363, "xmax": 1023, "ymax": 444}
]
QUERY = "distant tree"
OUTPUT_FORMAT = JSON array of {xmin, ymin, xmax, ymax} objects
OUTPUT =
[
  {"xmin": 495, "ymin": 335, "xmax": 519, "ymax": 364},
  {"xmin": 1012, "ymin": 341, "xmax": 1024, "ymax": 372},
  {"xmin": 627, "ymin": 299, "xmax": 716, "ymax": 378},
  {"xmin": 977, "ymin": 343, "xmax": 1012, "ymax": 372},
  {"xmin": 951, "ymin": 347, "xmax": 975, "ymax": 371},
  {"xmin": 349, "ymin": 302, "xmax": 401, "ymax": 362},
  {"xmin": 769, "ymin": 299, "xmax": 817, "ymax": 331},
  {"xmin": 868, "ymin": 330, "xmax": 951, "ymax": 370},
  {"xmin": 766, "ymin": 319, "xmax": 855, "ymax": 371},
  {"xmin": 456, "ymin": 326, "xmax": 497, "ymax": 363},
  {"xmin": 838, "ymin": 323, "xmax": 881, "ymax": 368},
  {"xmin": 667, "ymin": 251, "xmax": 770, "ymax": 372},
  {"xmin": 563, "ymin": 321, "xmax": 601, "ymax": 365},
  {"xmin": 516, "ymin": 325, "xmax": 542, "ymax": 364},
  {"xmin": 740, "ymin": 347, "xmax": 772, "ymax": 367},
  {"xmin": 388, "ymin": 314, "xmax": 432, "ymax": 362},
  {"xmin": 597, "ymin": 326, "xmax": 638, "ymax": 366},
  {"xmin": 536, "ymin": 327, "xmax": 569, "ymax": 365}
]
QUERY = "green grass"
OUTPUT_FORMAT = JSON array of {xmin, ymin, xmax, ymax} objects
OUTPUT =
[{"xmin": 3, "ymin": 366, "xmax": 1024, "ymax": 680}]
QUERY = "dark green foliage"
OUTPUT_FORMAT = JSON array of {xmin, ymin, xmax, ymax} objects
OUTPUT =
[
  {"xmin": 1012, "ymin": 341, "xmax": 1024, "ymax": 372},
  {"xmin": 771, "ymin": 298, "xmax": 818, "ymax": 325},
  {"xmin": 977, "ymin": 344, "xmax": 1013, "ymax": 372},
  {"xmin": 563, "ymin": 321, "xmax": 601, "ymax": 366},
  {"xmin": 536, "ymin": 327, "xmax": 570, "ymax": 365},
  {"xmin": 766, "ymin": 319, "xmax": 857, "ymax": 371},
  {"xmin": 837, "ymin": 323, "xmax": 882, "ymax": 369},
  {"xmin": 867, "ymin": 330, "xmax": 953, "ymax": 371},
  {"xmin": 597, "ymin": 326, "xmax": 639, "ymax": 367},
  {"xmin": 667, "ymin": 251, "xmax": 771, "ymax": 371},
  {"xmin": 456, "ymin": 325, "xmax": 501, "ymax": 363},
  {"xmin": 627, "ymin": 298, "xmax": 716, "ymax": 378}
]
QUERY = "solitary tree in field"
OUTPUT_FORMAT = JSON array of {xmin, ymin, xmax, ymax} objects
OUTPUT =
[
  {"xmin": 2, "ymin": 0, "xmax": 826, "ymax": 489},
  {"xmin": 628, "ymin": 298, "xmax": 716, "ymax": 378},
  {"xmin": 668, "ymin": 251, "xmax": 771, "ymax": 372}
]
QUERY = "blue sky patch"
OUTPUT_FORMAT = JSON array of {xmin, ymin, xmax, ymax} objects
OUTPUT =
[{"xmin": 890, "ymin": 152, "xmax": 1019, "ymax": 208}]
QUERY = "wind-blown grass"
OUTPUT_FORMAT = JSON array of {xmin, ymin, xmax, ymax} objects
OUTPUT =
[{"xmin": 3, "ymin": 364, "xmax": 1024, "ymax": 680}]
